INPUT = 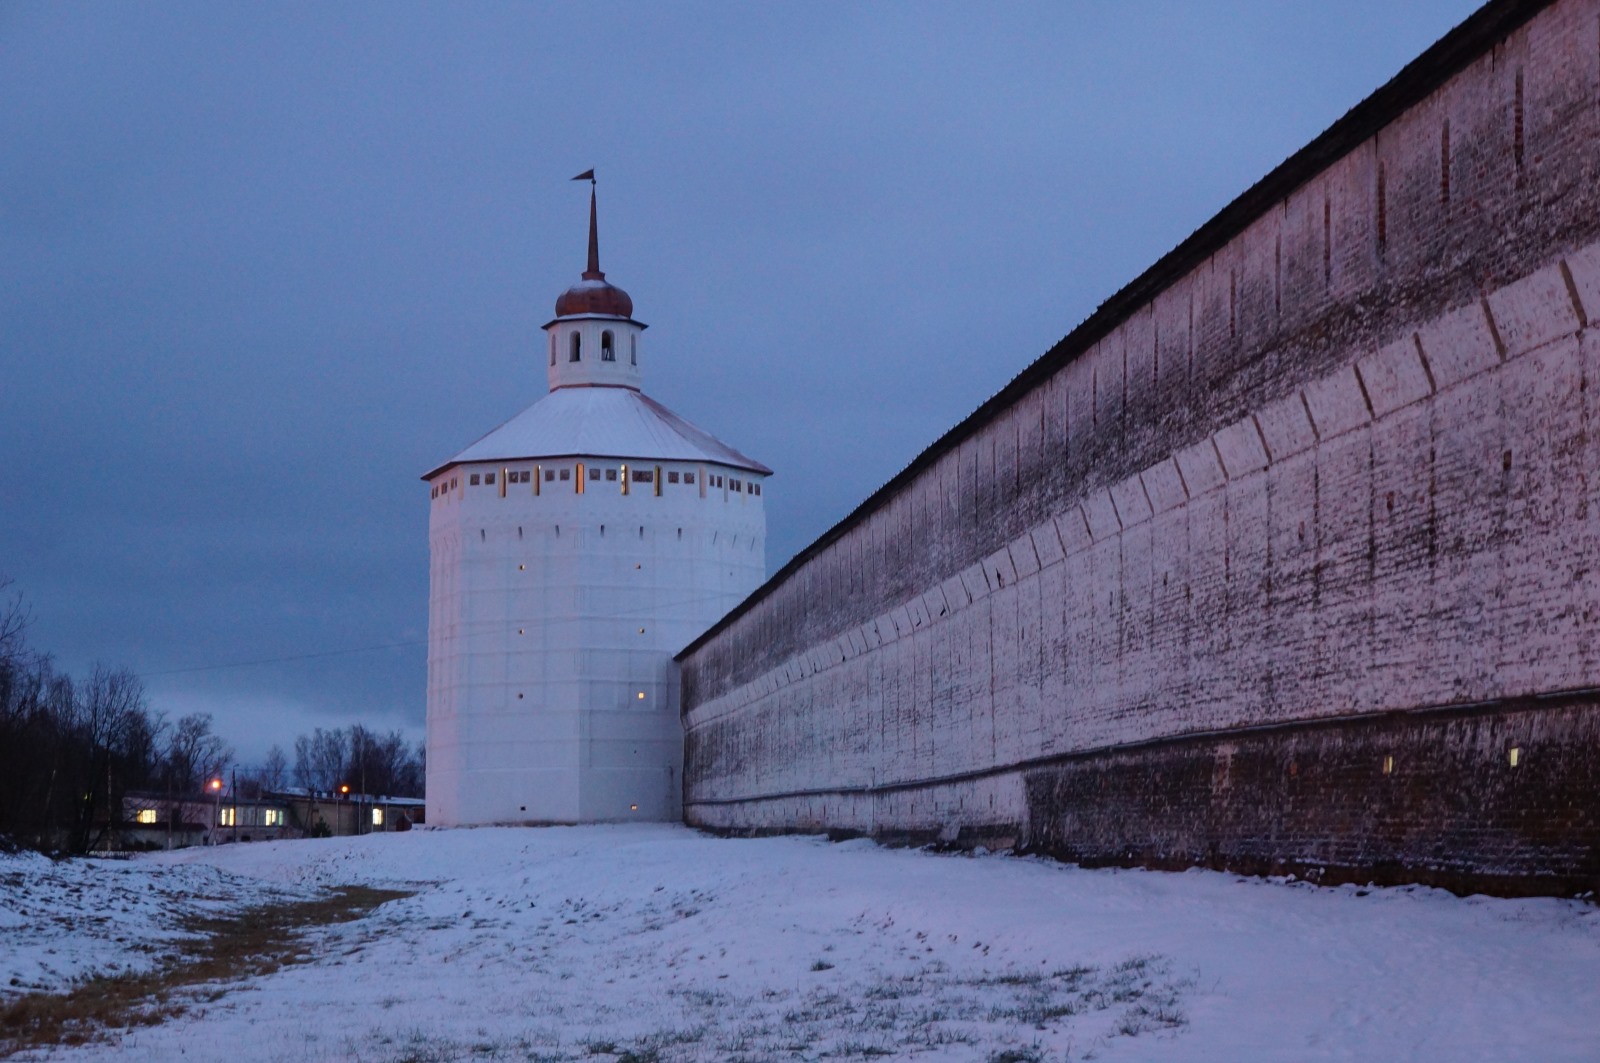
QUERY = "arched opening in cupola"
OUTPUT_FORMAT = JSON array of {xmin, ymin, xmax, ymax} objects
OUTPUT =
[
  {"xmin": 569, "ymin": 333, "xmax": 582, "ymax": 362},
  {"xmin": 601, "ymin": 330, "xmax": 615, "ymax": 362}
]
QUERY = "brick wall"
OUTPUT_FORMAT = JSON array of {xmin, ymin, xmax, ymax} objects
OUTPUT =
[{"xmin": 680, "ymin": 0, "xmax": 1600, "ymax": 894}]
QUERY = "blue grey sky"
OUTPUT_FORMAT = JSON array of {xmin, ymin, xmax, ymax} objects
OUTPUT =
[{"xmin": 0, "ymin": 2, "xmax": 1482, "ymax": 762}]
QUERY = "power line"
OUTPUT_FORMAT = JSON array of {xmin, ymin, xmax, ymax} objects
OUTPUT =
[
  {"xmin": 138, "ymin": 639, "xmax": 426, "ymax": 678},
  {"xmin": 137, "ymin": 590, "xmax": 746, "ymax": 678}
]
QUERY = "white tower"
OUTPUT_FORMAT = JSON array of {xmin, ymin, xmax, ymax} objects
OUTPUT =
[{"xmin": 423, "ymin": 183, "xmax": 770, "ymax": 826}]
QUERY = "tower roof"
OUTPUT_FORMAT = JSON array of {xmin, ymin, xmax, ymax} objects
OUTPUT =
[
  {"xmin": 423, "ymin": 386, "xmax": 772, "ymax": 480},
  {"xmin": 553, "ymin": 183, "xmax": 634, "ymax": 319}
]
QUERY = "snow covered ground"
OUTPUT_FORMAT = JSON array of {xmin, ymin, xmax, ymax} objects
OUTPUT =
[{"xmin": 2, "ymin": 825, "xmax": 1597, "ymax": 1062}]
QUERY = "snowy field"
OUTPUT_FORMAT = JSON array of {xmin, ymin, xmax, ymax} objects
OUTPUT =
[{"xmin": 2, "ymin": 825, "xmax": 1597, "ymax": 1062}]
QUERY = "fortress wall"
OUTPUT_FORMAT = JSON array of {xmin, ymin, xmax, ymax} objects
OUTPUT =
[{"xmin": 680, "ymin": 0, "xmax": 1600, "ymax": 891}]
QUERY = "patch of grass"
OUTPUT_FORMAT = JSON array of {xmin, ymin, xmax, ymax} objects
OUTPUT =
[
  {"xmin": 0, "ymin": 885, "xmax": 409, "ymax": 1058},
  {"xmin": 810, "ymin": 960, "xmax": 835, "ymax": 971}
]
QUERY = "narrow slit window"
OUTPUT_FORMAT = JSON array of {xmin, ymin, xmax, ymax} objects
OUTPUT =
[
  {"xmin": 570, "ymin": 332, "xmax": 581, "ymax": 362},
  {"xmin": 549, "ymin": 334, "xmax": 556, "ymax": 366},
  {"xmin": 630, "ymin": 334, "xmax": 637, "ymax": 365},
  {"xmin": 619, "ymin": 464, "xmax": 629, "ymax": 495},
  {"xmin": 653, "ymin": 466, "xmax": 662, "ymax": 496},
  {"xmin": 575, "ymin": 463, "xmax": 585, "ymax": 493}
]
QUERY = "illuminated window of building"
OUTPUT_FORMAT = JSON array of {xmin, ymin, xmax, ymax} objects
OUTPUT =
[
  {"xmin": 136, "ymin": 808, "xmax": 158, "ymax": 825},
  {"xmin": 263, "ymin": 809, "xmax": 284, "ymax": 827},
  {"xmin": 570, "ymin": 333, "xmax": 581, "ymax": 362},
  {"xmin": 576, "ymin": 463, "xmax": 585, "ymax": 493},
  {"xmin": 620, "ymin": 464, "xmax": 629, "ymax": 495},
  {"xmin": 1382, "ymin": 755, "xmax": 1394, "ymax": 775},
  {"xmin": 372, "ymin": 808, "xmax": 384, "ymax": 826},
  {"xmin": 499, "ymin": 470, "xmax": 508, "ymax": 498},
  {"xmin": 1508, "ymin": 746, "xmax": 1522, "ymax": 767},
  {"xmin": 601, "ymin": 330, "xmax": 615, "ymax": 361},
  {"xmin": 470, "ymin": 474, "xmax": 480, "ymax": 486},
  {"xmin": 220, "ymin": 807, "xmax": 236, "ymax": 827}
]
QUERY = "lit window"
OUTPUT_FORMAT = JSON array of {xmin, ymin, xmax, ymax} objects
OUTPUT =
[
  {"xmin": 570, "ymin": 333, "xmax": 581, "ymax": 362},
  {"xmin": 263, "ymin": 809, "xmax": 284, "ymax": 827},
  {"xmin": 1382, "ymin": 755, "xmax": 1394, "ymax": 775},
  {"xmin": 372, "ymin": 808, "xmax": 384, "ymax": 826},
  {"xmin": 1508, "ymin": 746, "xmax": 1522, "ymax": 767},
  {"xmin": 576, "ymin": 463, "xmax": 585, "ymax": 493},
  {"xmin": 136, "ymin": 808, "xmax": 158, "ymax": 825},
  {"xmin": 220, "ymin": 807, "xmax": 236, "ymax": 827},
  {"xmin": 601, "ymin": 330, "xmax": 615, "ymax": 361},
  {"xmin": 636, "ymin": 691, "xmax": 646, "ymax": 700}
]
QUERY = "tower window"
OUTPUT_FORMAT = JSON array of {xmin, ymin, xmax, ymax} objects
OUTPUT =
[
  {"xmin": 470, "ymin": 474, "xmax": 481, "ymax": 486},
  {"xmin": 570, "ymin": 333, "xmax": 581, "ymax": 362},
  {"xmin": 684, "ymin": 472, "xmax": 695, "ymax": 485},
  {"xmin": 485, "ymin": 472, "xmax": 496, "ymax": 485},
  {"xmin": 631, "ymin": 335, "xmax": 637, "ymax": 365},
  {"xmin": 601, "ymin": 330, "xmax": 615, "ymax": 362},
  {"xmin": 559, "ymin": 469, "xmax": 570, "ymax": 481},
  {"xmin": 549, "ymin": 334, "xmax": 556, "ymax": 366},
  {"xmin": 545, "ymin": 469, "xmax": 555, "ymax": 482},
  {"xmin": 668, "ymin": 471, "xmax": 680, "ymax": 484}
]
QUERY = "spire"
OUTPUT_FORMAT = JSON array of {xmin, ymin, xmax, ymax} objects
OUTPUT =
[
  {"xmin": 572, "ymin": 169, "xmax": 604, "ymax": 281},
  {"xmin": 584, "ymin": 185, "xmax": 603, "ymax": 280}
]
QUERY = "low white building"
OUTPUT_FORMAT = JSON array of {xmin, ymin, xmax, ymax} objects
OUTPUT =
[{"xmin": 423, "ymin": 187, "xmax": 770, "ymax": 826}]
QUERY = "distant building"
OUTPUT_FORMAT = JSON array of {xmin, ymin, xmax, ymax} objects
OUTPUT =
[
  {"xmin": 115, "ymin": 789, "xmax": 424, "ymax": 849},
  {"xmin": 423, "ymin": 185, "xmax": 770, "ymax": 826}
]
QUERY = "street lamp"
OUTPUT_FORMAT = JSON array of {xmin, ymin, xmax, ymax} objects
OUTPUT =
[{"xmin": 209, "ymin": 778, "xmax": 223, "ymax": 845}]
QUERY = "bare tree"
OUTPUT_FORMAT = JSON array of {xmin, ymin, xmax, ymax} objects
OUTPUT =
[
  {"xmin": 164, "ymin": 713, "xmax": 232, "ymax": 795},
  {"xmin": 0, "ymin": 576, "xmax": 27, "ymax": 668},
  {"xmin": 259, "ymin": 745, "xmax": 289, "ymax": 792}
]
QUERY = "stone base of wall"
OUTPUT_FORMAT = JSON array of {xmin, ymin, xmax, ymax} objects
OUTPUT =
[
  {"xmin": 687, "ymin": 696, "xmax": 1600, "ymax": 898},
  {"xmin": 1022, "ymin": 696, "xmax": 1600, "ymax": 897}
]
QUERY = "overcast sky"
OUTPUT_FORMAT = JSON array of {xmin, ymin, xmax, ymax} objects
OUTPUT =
[{"xmin": 0, "ymin": 1, "xmax": 1484, "ymax": 764}]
